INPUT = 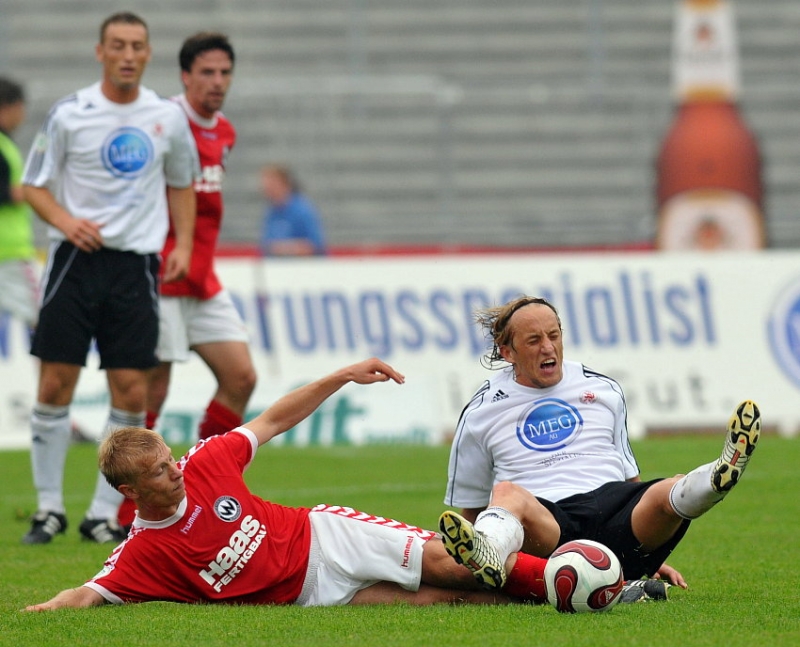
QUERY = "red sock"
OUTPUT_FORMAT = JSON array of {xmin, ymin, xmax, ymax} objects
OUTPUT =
[
  {"xmin": 145, "ymin": 410, "xmax": 158, "ymax": 430},
  {"xmin": 117, "ymin": 498, "xmax": 137, "ymax": 527},
  {"xmin": 198, "ymin": 400, "xmax": 242, "ymax": 440},
  {"xmin": 504, "ymin": 553, "xmax": 548, "ymax": 603}
]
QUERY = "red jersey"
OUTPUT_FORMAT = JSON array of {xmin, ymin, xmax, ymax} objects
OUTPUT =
[
  {"xmin": 160, "ymin": 94, "xmax": 235, "ymax": 299},
  {"xmin": 85, "ymin": 430, "xmax": 312, "ymax": 605}
]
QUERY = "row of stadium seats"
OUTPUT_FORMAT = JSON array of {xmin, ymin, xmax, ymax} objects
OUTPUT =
[{"xmin": 4, "ymin": 0, "xmax": 800, "ymax": 249}]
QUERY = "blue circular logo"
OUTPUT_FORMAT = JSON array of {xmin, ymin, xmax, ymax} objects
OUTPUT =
[
  {"xmin": 101, "ymin": 127, "xmax": 152, "ymax": 178},
  {"xmin": 516, "ymin": 398, "xmax": 583, "ymax": 451},
  {"xmin": 767, "ymin": 276, "xmax": 800, "ymax": 388}
]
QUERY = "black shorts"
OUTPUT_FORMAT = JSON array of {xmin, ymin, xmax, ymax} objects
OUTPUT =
[
  {"xmin": 32, "ymin": 243, "xmax": 161, "ymax": 370},
  {"xmin": 538, "ymin": 480, "xmax": 691, "ymax": 580}
]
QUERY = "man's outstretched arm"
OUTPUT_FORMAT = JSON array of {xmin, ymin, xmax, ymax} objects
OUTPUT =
[
  {"xmin": 24, "ymin": 586, "xmax": 106, "ymax": 611},
  {"xmin": 245, "ymin": 358, "xmax": 405, "ymax": 446}
]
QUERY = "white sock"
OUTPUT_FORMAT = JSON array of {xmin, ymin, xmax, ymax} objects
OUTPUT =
[
  {"xmin": 474, "ymin": 506, "xmax": 524, "ymax": 563},
  {"xmin": 86, "ymin": 408, "xmax": 145, "ymax": 520},
  {"xmin": 30, "ymin": 403, "xmax": 71, "ymax": 513},
  {"xmin": 669, "ymin": 461, "xmax": 725, "ymax": 519}
]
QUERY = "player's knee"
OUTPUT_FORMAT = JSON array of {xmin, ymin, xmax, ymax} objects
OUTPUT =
[
  {"xmin": 640, "ymin": 478, "xmax": 682, "ymax": 517},
  {"xmin": 224, "ymin": 366, "xmax": 256, "ymax": 399},
  {"xmin": 242, "ymin": 367, "xmax": 257, "ymax": 395},
  {"xmin": 37, "ymin": 370, "xmax": 79, "ymax": 405},
  {"xmin": 491, "ymin": 480, "xmax": 530, "ymax": 503},
  {"xmin": 107, "ymin": 373, "xmax": 149, "ymax": 411}
]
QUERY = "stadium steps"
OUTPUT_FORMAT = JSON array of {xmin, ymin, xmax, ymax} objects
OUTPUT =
[{"xmin": 3, "ymin": 0, "xmax": 800, "ymax": 248}]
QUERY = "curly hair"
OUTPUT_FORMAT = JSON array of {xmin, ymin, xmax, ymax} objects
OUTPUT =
[{"xmin": 476, "ymin": 296, "xmax": 562, "ymax": 368}]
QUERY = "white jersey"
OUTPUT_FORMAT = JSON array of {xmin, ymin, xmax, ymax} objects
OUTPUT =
[
  {"xmin": 23, "ymin": 82, "xmax": 198, "ymax": 254},
  {"xmin": 444, "ymin": 360, "xmax": 639, "ymax": 508}
]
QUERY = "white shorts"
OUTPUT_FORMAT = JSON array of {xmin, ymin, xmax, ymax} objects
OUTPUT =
[
  {"xmin": 156, "ymin": 290, "xmax": 249, "ymax": 363},
  {"xmin": 296, "ymin": 505, "xmax": 437, "ymax": 607},
  {"xmin": 0, "ymin": 258, "xmax": 40, "ymax": 327}
]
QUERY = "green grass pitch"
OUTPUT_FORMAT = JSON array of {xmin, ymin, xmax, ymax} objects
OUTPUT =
[{"xmin": 1, "ymin": 435, "xmax": 799, "ymax": 647}]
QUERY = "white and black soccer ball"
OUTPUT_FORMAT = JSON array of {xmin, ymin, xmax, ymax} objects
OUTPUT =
[{"xmin": 544, "ymin": 539, "xmax": 624, "ymax": 613}]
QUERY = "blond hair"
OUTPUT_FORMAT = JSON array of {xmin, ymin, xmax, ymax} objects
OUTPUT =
[{"xmin": 98, "ymin": 427, "xmax": 165, "ymax": 490}]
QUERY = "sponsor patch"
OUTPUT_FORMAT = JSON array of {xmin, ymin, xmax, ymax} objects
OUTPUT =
[
  {"xmin": 214, "ymin": 496, "xmax": 242, "ymax": 522},
  {"xmin": 516, "ymin": 398, "xmax": 584, "ymax": 452},
  {"xmin": 101, "ymin": 126, "xmax": 153, "ymax": 178}
]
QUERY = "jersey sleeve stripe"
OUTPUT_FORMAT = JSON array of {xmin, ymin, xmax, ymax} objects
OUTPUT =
[{"xmin": 22, "ymin": 93, "xmax": 77, "ymax": 184}]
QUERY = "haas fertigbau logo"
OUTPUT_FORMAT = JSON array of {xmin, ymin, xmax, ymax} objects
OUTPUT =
[
  {"xmin": 516, "ymin": 398, "xmax": 583, "ymax": 452},
  {"xmin": 767, "ymin": 276, "xmax": 800, "ymax": 388},
  {"xmin": 101, "ymin": 127, "xmax": 152, "ymax": 178}
]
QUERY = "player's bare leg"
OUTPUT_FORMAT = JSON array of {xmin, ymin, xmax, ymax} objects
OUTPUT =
[
  {"xmin": 349, "ymin": 581, "xmax": 512, "ymax": 606},
  {"xmin": 481, "ymin": 481, "xmax": 561, "ymax": 557},
  {"xmin": 145, "ymin": 361, "xmax": 172, "ymax": 426},
  {"xmin": 630, "ymin": 478, "xmax": 686, "ymax": 552},
  {"xmin": 193, "ymin": 340, "xmax": 256, "ymax": 439}
]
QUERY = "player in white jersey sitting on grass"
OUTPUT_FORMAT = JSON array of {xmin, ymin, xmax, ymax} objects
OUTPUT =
[{"xmin": 438, "ymin": 296, "xmax": 761, "ymax": 602}]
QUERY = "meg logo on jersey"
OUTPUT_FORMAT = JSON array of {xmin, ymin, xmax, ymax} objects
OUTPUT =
[
  {"xmin": 516, "ymin": 398, "xmax": 584, "ymax": 451},
  {"xmin": 101, "ymin": 127, "xmax": 153, "ymax": 178}
]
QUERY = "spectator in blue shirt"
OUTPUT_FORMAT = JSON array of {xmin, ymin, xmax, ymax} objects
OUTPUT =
[{"xmin": 259, "ymin": 164, "xmax": 326, "ymax": 256}]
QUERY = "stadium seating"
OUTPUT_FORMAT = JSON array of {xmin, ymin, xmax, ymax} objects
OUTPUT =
[{"xmin": 3, "ymin": 0, "xmax": 800, "ymax": 249}]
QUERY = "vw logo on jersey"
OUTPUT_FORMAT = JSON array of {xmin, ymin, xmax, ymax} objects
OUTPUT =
[
  {"xmin": 767, "ymin": 275, "xmax": 800, "ymax": 388},
  {"xmin": 101, "ymin": 126, "xmax": 153, "ymax": 178},
  {"xmin": 213, "ymin": 496, "xmax": 243, "ymax": 522},
  {"xmin": 516, "ymin": 398, "xmax": 583, "ymax": 452}
]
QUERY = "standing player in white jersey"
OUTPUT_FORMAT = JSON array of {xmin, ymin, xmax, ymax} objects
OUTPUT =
[
  {"xmin": 20, "ymin": 12, "xmax": 198, "ymax": 545},
  {"xmin": 145, "ymin": 32, "xmax": 256, "ymax": 443},
  {"xmin": 438, "ymin": 296, "xmax": 761, "ymax": 600}
]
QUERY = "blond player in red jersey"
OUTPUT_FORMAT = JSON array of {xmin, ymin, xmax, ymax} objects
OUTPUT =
[{"xmin": 25, "ymin": 359, "xmax": 534, "ymax": 610}]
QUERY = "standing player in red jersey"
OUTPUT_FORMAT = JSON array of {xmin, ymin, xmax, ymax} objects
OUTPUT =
[
  {"xmin": 122, "ymin": 32, "xmax": 256, "ymax": 529},
  {"xmin": 147, "ymin": 32, "xmax": 256, "ymax": 442}
]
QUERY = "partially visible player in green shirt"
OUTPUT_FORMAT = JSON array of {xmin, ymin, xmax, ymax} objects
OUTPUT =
[{"xmin": 0, "ymin": 77, "xmax": 39, "ymax": 336}]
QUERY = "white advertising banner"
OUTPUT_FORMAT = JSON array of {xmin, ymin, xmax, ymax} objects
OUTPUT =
[{"xmin": 1, "ymin": 251, "xmax": 799, "ymax": 449}]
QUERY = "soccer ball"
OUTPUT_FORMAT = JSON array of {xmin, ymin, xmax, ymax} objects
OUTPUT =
[{"xmin": 544, "ymin": 539, "xmax": 624, "ymax": 613}]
